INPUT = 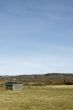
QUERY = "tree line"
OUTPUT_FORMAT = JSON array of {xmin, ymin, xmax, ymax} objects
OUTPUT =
[{"xmin": 0, "ymin": 73, "xmax": 73, "ymax": 86}]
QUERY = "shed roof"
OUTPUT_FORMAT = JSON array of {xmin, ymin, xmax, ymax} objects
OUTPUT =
[{"xmin": 5, "ymin": 81, "xmax": 22, "ymax": 85}]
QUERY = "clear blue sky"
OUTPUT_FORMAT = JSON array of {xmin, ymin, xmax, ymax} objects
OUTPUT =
[{"xmin": 0, "ymin": 0, "xmax": 73, "ymax": 75}]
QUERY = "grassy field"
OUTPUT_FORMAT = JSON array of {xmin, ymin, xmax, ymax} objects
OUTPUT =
[{"xmin": 0, "ymin": 86, "xmax": 73, "ymax": 110}]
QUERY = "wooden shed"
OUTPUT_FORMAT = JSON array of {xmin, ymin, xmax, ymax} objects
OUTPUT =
[{"xmin": 5, "ymin": 81, "xmax": 23, "ymax": 90}]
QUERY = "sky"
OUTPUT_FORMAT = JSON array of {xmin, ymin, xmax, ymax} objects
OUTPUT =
[{"xmin": 0, "ymin": 0, "xmax": 73, "ymax": 75}]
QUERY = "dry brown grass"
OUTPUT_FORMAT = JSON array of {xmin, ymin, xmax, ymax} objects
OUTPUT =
[{"xmin": 0, "ymin": 86, "xmax": 73, "ymax": 110}]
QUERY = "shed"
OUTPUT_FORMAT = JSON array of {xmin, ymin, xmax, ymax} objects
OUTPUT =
[{"xmin": 5, "ymin": 81, "xmax": 23, "ymax": 90}]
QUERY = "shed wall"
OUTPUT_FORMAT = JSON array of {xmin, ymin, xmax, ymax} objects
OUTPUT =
[
  {"xmin": 5, "ymin": 85, "xmax": 13, "ymax": 90},
  {"xmin": 13, "ymin": 84, "xmax": 23, "ymax": 90}
]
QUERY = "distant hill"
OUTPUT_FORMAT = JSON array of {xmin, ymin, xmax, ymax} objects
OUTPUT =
[{"xmin": 0, "ymin": 73, "xmax": 73, "ymax": 86}]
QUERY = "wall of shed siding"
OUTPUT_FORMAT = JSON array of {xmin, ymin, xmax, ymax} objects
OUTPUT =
[
  {"xmin": 5, "ymin": 85, "xmax": 13, "ymax": 90},
  {"xmin": 13, "ymin": 84, "xmax": 23, "ymax": 90}
]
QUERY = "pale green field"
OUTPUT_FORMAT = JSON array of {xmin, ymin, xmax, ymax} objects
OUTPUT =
[{"xmin": 0, "ymin": 86, "xmax": 73, "ymax": 110}]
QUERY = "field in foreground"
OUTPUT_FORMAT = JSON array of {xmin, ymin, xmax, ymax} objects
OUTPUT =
[{"xmin": 0, "ymin": 86, "xmax": 73, "ymax": 110}]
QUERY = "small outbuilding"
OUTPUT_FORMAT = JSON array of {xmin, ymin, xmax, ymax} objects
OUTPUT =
[{"xmin": 5, "ymin": 81, "xmax": 23, "ymax": 90}]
